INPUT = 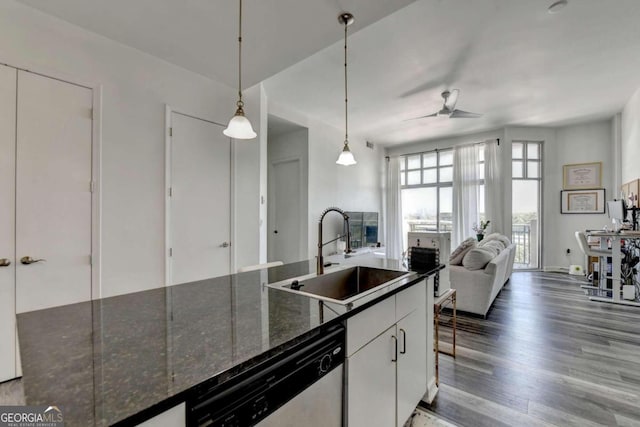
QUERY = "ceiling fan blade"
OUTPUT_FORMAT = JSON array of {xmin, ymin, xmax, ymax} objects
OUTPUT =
[
  {"xmin": 443, "ymin": 89, "xmax": 459, "ymax": 111},
  {"xmin": 450, "ymin": 109, "xmax": 482, "ymax": 118},
  {"xmin": 404, "ymin": 112, "xmax": 438, "ymax": 121}
]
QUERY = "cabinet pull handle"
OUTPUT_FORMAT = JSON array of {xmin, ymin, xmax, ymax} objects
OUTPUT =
[
  {"xmin": 400, "ymin": 328, "xmax": 407, "ymax": 354},
  {"xmin": 391, "ymin": 335, "xmax": 397, "ymax": 362}
]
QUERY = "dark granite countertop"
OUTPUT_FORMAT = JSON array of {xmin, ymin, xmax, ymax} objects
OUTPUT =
[{"xmin": 16, "ymin": 258, "xmax": 437, "ymax": 426}]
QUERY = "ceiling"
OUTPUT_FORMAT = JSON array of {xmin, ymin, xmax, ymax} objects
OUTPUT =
[
  {"xmin": 20, "ymin": 0, "xmax": 640, "ymax": 147},
  {"xmin": 264, "ymin": 0, "xmax": 640, "ymax": 146},
  {"xmin": 18, "ymin": 0, "xmax": 416, "ymax": 89}
]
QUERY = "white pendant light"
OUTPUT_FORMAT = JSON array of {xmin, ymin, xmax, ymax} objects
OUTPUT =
[
  {"xmin": 336, "ymin": 12, "xmax": 357, "ymax": 166},
  {"xmin": 223, "ymin": 0, "xmax": 257, "ymax": 140}
]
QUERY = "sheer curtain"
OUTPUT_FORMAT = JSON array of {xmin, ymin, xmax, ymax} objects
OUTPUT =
[
  {"xmin": 484, "ymin": 139, "xmax": 504, "ymax": 234},
  {"xmin": 385, "ymin": 156, "xmax": 403, "ymax": 260},
  {"xmin": 452, "ymin": 144, "xmax": 480, "ymax": 247}
]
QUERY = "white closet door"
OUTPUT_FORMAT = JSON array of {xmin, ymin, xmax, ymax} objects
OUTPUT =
[
  {"xmin": 170, "ymin": 112, "xmax": 231, "ymax": 285},
  {"xmin": 0, "ymin": 65, "xmax": 17, "ymax": 382},
  {"xmin": 16, "ymin": 71, "xmax": 93, "ymax": 313}
]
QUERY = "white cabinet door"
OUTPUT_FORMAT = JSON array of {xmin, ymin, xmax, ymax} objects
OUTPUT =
[
  {"xmin": 347, "ymin": 326, "xmax": 396, "ymax": 427},
  {"xmin": 396, "ymin": 308, "xmax": 427, "ymax": 427},
  {"xmin": 0, "ymin": 64, "xmax": 16, "ymax": 382},
  {"xmin": 169, "ymin": 112, "xmax": 231, "ymax": 284},
  {"xmin": 16, "ymin": 70, "xmax": 93, "ymax": 313}
]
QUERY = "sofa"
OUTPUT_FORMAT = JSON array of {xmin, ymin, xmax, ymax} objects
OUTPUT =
[{"xmin": 449, "ymin": 238, "xmax": 516, "ymax": 318}]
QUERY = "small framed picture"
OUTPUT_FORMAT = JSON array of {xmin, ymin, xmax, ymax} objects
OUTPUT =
[
  {"xmin": 561, "ymin": 189, "xmax": 605, "ymax": 214},
  {"xmin": 563, "ymin": 162, "xmax": 602, "ymax": 190}
]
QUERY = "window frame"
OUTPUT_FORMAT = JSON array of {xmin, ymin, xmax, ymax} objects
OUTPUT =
[{"xmin": 400, "ymin": 145, "xmax": 485, "ymax": 232}]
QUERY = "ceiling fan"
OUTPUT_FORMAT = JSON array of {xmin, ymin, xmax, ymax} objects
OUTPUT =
[{"xmin": 408, "ymin": 89, "xmax": 482, "ymax": 120}]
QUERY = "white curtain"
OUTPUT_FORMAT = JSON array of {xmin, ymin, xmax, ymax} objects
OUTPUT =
[
  {"xmin": 452, "ymin": 144, "xmax": 480, "ymax": 247},
  {"xmin": 484, "ymin": 140, "xmax": 504, "ymax": 235},
  {"xmin": 385, "ymin": 156, "xmax": 403, "ymax": 260}
]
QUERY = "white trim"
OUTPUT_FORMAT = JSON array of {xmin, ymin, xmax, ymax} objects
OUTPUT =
[
  {"xmin": 91, "ymin": 84, "xmax": 102, "ymax": 300},
  {"xmin": 0, "ymin": 58, "xmax": 96, "ymax": 91},
  {"xmin": 164, "ymin": 105, "xmax": 173, "ymax": 287}
]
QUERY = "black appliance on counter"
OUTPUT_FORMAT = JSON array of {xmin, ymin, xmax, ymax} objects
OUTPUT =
[
  {"xmin": 186, "ymin": 324, "xmax": 345, "ymax": 427},
  {"xmin": 408, "ymin": 246, "xmax": 440, "ymax": 296}
]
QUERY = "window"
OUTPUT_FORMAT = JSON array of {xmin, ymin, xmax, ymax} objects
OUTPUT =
[
  {"xmin": 400, "ymin": 149, "xmax": 453, "ymax": 236},
  {"xmin": 512, "ymin": 141, "xmax": 542, "ymax": 269},
  {"xmin": 400, "ymin": 145, "xmax": 485, "ymax": 246}
]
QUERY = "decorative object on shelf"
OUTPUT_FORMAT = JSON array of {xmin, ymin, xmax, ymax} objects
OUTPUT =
[
  {"xmin": 621, "ymin": 178, "xmax": 639, "ymax": 208},
  {"xmin": 472, "ymin": 220, "xmax": 490, "ymax": 241},
  {"xmin": 560, "ymin": 189, "xmax": 605, "ymax": 214},
  {"xmin": 562, "ymin": 162, "xmax": 602, "ymax": 190},
  {"xmin": 335, "ymin": 12, "xmax": 357, "ymax": 166},
  {"xmin": 223, "ymin": 0, "xmax": 257, "ymax": 140}
]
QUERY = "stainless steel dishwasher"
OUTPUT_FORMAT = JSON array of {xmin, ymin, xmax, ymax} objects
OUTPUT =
[{"xmin": 187, "ymin": 324, "xmax": 344, "ymax": 427}]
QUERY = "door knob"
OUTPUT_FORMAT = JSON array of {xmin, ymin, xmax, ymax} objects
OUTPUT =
[
  {"xmin": 220, "ymin": 242, "xmax": 231, "ymax": 248},
  {"xmin": 20, "ymin": 256, "xmax": 46, "ymax": 265},
  {"xmin": 0, "ymin": 258, "xmax": 10, "ymax": 267}
]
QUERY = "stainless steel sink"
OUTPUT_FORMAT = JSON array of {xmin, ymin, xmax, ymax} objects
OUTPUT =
[{"xmin": 282, "ymin": 266, "xmax": 409, "ymax": 301}]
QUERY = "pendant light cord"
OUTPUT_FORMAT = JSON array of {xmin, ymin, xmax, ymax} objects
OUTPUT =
[
  {"xmin": 343, "ymin": 21, "xmax": 348, "ymax": 144},
  {"xmin": 237, "ymin": 0, "xmax": 244, "ymax": 106}
]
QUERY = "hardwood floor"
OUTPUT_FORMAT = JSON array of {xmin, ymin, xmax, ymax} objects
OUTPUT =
[{"xmin": 425, "ymin": 271, "xmax": 640, "ymax": 427}]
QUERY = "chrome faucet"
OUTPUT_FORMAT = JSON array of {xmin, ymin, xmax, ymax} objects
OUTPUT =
[{"xmin": 317, "ymin": 207, "xmax": 352, "ymax": 275}]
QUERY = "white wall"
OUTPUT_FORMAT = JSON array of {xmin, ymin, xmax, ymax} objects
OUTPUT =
[
  {"xmin": 267, "ymin": 102, "xmax": 384, "ymax": 259},
  {"xmin": 0, "ymin": 1, "xmax": 261, "ymax": 297},
  {"xmin": 621, "ymin": 87, "xmax": 640, "ymax": 183}
]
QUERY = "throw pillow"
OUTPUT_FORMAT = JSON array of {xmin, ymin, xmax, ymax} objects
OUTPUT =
[
  {"xmin": 449, "ymin": 238, "xmax": 477, "ymax": 265},
  {"xmin": 462, "ymin": 246, "xmax": 497, "ymax": 270},
  {"xmin": 481, "ymin": 232, "xmax": 511, "ymax": 247},
  {"xmin": 482, "ymin": 239, "xmax": 505, "ymax": 253}
]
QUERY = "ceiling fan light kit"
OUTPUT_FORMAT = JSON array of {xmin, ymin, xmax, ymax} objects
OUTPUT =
[
  {"xmin": 336, "ymin": 12, "xmax": 357, "ymax": 166},
  {"xmin": 223, "ymin": 0, "xmax": 257, "ymax": 140},
  {"xmin": 408, "ymin": 89, "xmax": 482, "ymax": 121}
]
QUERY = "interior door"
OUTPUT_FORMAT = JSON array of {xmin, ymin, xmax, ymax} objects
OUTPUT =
[
  {"xmin": 268, "ymin": 158, "xmax": 301, "ymax": 263},
  {"xmin": 0, "ymin": 65, "xmax": 17, "ymax": 382},
  {"xmin": 170, "ymin": 112, "xmax": 231, "ymax": 284},
  {"xmin": 15, "ymin": 70, "xmax": 93, "ymax": 314}
]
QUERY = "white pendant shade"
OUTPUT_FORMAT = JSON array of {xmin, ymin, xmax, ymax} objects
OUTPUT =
[
  {"xmin": 336, "ymin": 144, "xmax": 357, "ymax": 166},
  {"xmin": 223, "ymin": 111, "xmax": 257, "ymax": 139}
]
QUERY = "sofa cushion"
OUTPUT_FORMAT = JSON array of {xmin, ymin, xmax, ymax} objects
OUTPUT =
[
  {"xmin": 462, "ymin": 246, "xmax": 498, "ymax": 270},
  {"xmin": 481, "ymin": 239, "xmax": 505, "ymax": 254},
  {"xmin": 481, "ymin": 233, "xmax": 512, "ymax": 247},
  {"xmin": 449, "ymin": 237, "xmax": 477, "ymax": 265}
]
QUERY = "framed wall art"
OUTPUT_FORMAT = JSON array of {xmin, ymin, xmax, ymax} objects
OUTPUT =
[
  {"xmin": 560, "ymin": 189, "xmax": 605, "ymax": 214},
  {"xmin": 562, "ymin": 162, "xmax": 602, "ymax": 190}
]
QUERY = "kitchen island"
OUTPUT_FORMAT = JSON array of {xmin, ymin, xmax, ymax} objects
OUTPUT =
[{"xmin": 16, "ymin": 258, "xmax": 439, "ymax": 426}]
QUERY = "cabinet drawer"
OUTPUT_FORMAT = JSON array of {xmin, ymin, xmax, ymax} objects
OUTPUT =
[
  {"xmin": 347, "ymin": 296, "xmax": 395, "ymax": 356},
  {"xmin": 396, "ymin": 280, "xmax": 425, "ymax": 320}
]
